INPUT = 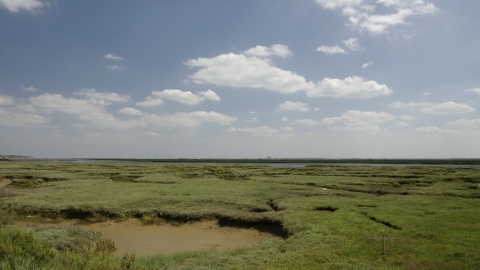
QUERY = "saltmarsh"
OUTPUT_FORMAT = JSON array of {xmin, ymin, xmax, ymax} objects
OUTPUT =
[{"xmin": 0, "ymin": 161, "xmax": 479, "ymax": 269}]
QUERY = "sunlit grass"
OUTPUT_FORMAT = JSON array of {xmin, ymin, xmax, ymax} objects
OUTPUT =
[{"xmin": 1, "ymin": 162, "xmax": 479, "ymax": 269}]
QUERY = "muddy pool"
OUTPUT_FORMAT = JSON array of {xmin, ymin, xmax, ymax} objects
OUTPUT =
[{"xmin": 80, "ymin": 219, "xmax": 276, "ymax": 257}]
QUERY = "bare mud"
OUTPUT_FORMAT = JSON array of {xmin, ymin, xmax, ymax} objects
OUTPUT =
[
  {"xmin": 80, "ymin": 219, "xmax": 277, "ymax": 257},
  {"xmin": 0, "ymin": 179, "xmax": 12, "ymax": 189}
]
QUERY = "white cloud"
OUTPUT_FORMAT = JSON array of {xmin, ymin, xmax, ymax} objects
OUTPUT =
[
  {"xmin": 135, "ymin": 96, "xmax": 165, "ymax": 107},
  {"xmin": 316, "ymin": 45, "xmax": 346, "ymax": 55},
  {"xmin": 282, "ymin": 117, "xmax": 288, "ymax": 121},
  {"xmin": 295, "ymin": 119, "xmax": 319, "ymax": 126},
  {"xmin": 307, "ymin": 76, "xmax": 392, "ymax": 98},
  {"xmin": 315, "ymin": 0, "xmax": 438, "ymax": 35},
  {"xmin": 250, "ymin": 111, "xmax": 256, "ymax": 114},
  {"xmin": 149, "ymin": 89, "xmax": 220, "ymax": 105},
  {"xmin": 281, "ymin": 126, "xmax": 294, "ymax": 132},
  {"xmin": 245, "ymin": 117, "xmax": 259, "ymax": 123},
  {"xmin": 186, "ymin": 52, "xmax": 313, "ymax": 94},
  {"xmin": 446, "ymin": 119, "xmax": 480, "ymax": 127},
  {"xmin": 75, "ymin": 88, "xmax": 131, "ymax": 102},
  {"xmin": 151, "ymin": 89, "xmax": 204, "ymax": 105},
  {"xmin": 400, "ymin": 115, "xmax": 416, "ymax": 121},
  {"xmin": 0, "ymin": 108, "xmax": 49, "ymax": 127},
  {"xmin": 423, "ymin": 92, "xmax": 431, "ymax": 96},
  {"xmin": 390, "ymin": 102, "xmax": 433, "ymax": 109},
  {"xmin": 146, "ymin": 132, "xmax": 160, "ymax": 136},
  {"xmin": 421, "ymin": 102, "xmax": 474, "ymax": 115},
  {"xmin": 314, "ymin": 0, "xmax": 363, "ymax": 10},
  {"xmin": 0, "ymin": 0, "xmax": 44, "ymax": 12},
  {"xmin": 15, "ymin": 103, "xmax": 37, "ymax": 113},
  {"xmin": 416, "ymin": 126, "xmax": 442, "ymax": 133},
  {"xmin": 314, "ymin": 108, "xmax": 320, "ymax": 111},
  {"xmin": 343, "ymin": 38, "xmax": 362, "ymax": 51},
  {"xmin": 108, "ymin": 65, "xmax": 127, "ymax": 71},
  {"xmin": 278, "ymin": 101, "xmax": 310, "ymax": 112},
  {"xmin": 187, "ymin": 48, "xmax": 392, "ymax": 99},
  {"xmin": 244, "ymin": 44, "xmax": 292, "ymax": 58},
  {"xmin": 234, "ymin": 126, "xmax": 279, "ymax": 136},
  {"xmin": 104, "ymin": 54, "xmax": 124, "ymax": 61},
  {"xmin": 141, "ymin": 111, "xmax": 236, "ymax": 127},
  {"xmin": 22, "ymin": 86, "xmax": 37, "ymax": 92},
  {"xmin": 394, "ymin": 121, "xmax": 408, "ymax": 127},
  {"xmin": 321, "ymin": 110, "xmax": 395, "ymax": 131},
  {"xmin": 390, "ymin": 101, "xmax": 474, "ymax": 115},
  {"xmin": 466, "ymin": 88, "xmax": 480, "ymax": 94},
  {"xmin": 362, "ymin": 61, "xmax": 373, "ymax": 69},
  {"xmin": 0, "ymin": 94, "xmax": 14, "ymax": 105},
  {"xmin": 198, "ymin": 89, "xmax": 221, "ymax": 101},
  {"xmin": 118, "ymin": 107, "xmax": 144, "ymax": 116},
  {"xmin": 30, "ymin": 94, "xmax": 143, "ymax": 129}
]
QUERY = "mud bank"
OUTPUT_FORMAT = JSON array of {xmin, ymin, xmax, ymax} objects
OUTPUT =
[
  {"xmin": 0, "ymin": 179, "xmax": 12, "ymax": 189},
  {"xmin": 80, "ymin": 219, "xmax": 277, "ymax": 257}
]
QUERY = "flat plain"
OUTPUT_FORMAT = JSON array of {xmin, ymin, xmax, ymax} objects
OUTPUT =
[{"xmin": 0, "ymin": 161, "xmax": 479, "ymax": 269}]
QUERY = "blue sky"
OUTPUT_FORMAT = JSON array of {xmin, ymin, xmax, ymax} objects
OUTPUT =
[{"xmin": 1, "ymin": 0, "xmax": 479, "ymax": 158}]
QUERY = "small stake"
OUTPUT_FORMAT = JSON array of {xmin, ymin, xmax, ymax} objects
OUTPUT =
[{"xmin": 382, "ymin": 230, "xmax": 386, "ymax": 255}]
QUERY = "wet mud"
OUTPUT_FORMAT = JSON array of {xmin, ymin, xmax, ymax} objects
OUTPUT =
[{"xmin": 80, "ymin": 219, "xmax": 277, "ymax": 257}]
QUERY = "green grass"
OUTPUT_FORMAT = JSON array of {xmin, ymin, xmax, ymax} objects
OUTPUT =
[{"xmin": 1, "ymin": 162, "xmax": 480, "ymax": 269}]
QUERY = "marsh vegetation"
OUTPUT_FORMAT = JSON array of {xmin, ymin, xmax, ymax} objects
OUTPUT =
[{"xmin": 0, "ymin": 162, "xmax": 479, "ymax": 269}]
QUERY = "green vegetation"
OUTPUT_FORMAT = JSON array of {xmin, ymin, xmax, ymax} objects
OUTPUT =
[{"xmin": 1, "ymin": 162, "xmax": 480, "ymax": 269}]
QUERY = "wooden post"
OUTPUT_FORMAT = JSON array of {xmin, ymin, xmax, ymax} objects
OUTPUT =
[{"xmin": 382, "ymin": 230, "xmax": 386, "ymax": 255}]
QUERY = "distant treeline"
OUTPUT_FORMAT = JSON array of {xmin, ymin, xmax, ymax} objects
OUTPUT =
[{"xmin": 88, "ymin": 158, "xmax": 480, "ymax": 165}]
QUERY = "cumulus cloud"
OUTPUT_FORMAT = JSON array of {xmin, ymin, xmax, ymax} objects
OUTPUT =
[
  {"xmin": 22, "ymin": 86, "xmax": 37, "ymax": 92},
  {"xmin": 0, "ymin": 0, "xmax": 44, "ymax": 12},
  {"xmin": 104, "ymin": 54, "xmax": 123, "ymax": 60},
  {"xmin": 244, "ymin": 44, "xmax": 292, "ymax": 58},
  {"xmin": 390, "ymin": 101, "xmax": 475, "ymax": 114},
  {"xmin": 75, "ymin": 88, "xmax": 131, "ymax": 102},
  {"xmin": 30, "ymin": 94, "xmax": 143, "ymax": 129},
  {"xmin": 446, "ymin": 119, "xmax": 480, "ymax": 127},
  {"xmin": 0, "ymin": 95, "xmax": 14, "ymax": 106},
  {"xmin": 108, "ymin": 65, "xmax": 127, "ymax": 71},
  {"xmin": 343, "ymin": 38, "xmax": 362, "ymax": 51},
  {"xmin": 321, "ymin": 110, "xmax": 395, "ymax": 131},
  {"xmin": 278, "ymin": 101, "xmax": 310, "ymax": 112},
  {"xmin": 362, "ymin": 61, "xmax": 373, "ymax": 69},
  {"xmin": 394, "ymin": 121, "xmax": 408, "ymax": 127},
  {"xmin": 187, "ymin": 46, "xmax": 392, "ymax": 98},
  {"xmin": 423, "ymin": 92, "xmax": 431, "ymax": 96},
  {"xmin": 151, "ymin": 89, "xmax": 204, "ymax": 105},
  {"xmin": 150, "ymin": 89, "xmax": 220, "ymax": 105},
  {"xmin": 186, "ymin": 52, "xmax": 313, "ymax": 94},
  {"xmin": 135, "ymin": 96, "xmax": 165, "ymax": 107},
  {"xmin": 0, "ymin": 108, "xmax": 49, "ymax": 127},
  {"xmin": 416, "ymin": 126, "xmax": 442, "ymax": 133},
  {"xmin": 141, "ymin": 111, "xmax": 236, "ymax": 127},
  {"xmin": 466, "ymin": 88, "xmax": 480, "ymax": 94},
  {"xmin": 316, "ymin": 45, "xmax": 346, "ymax": 55},
  {"xmin": 230, "ymin": 126, "xmax": 279, "ymax": 136},
  {"xmin": 295, "ymin": 119, "xmax": 319, "ymax": 126},
  {"xmin": 307, "ymin": 76, "xmax": 392, "ymax": 98},
  {"xmin": 281, "ymin": 126, "xmax": 294, "ymax": 132},
  {"xmin": 118, "ymin": 107, "xmax": 144, "ymax": 116},
  {"xmin": 315, "ymin": 0, "xmax": 438, "ymax": 35},
  {"xmin": 245, "ymin": 117, "xmax": 258, "ymax": 123},
  {"xmin": 198, "ymin": 89, "xmax": 221, "ymax": 101}
]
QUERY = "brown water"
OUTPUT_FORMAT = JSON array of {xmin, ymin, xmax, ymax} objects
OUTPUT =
[
  {"xmin": 0, "ymin": 179, "xmax": 12, "ymax": 189},
  {"xmin": 81, "ymin": 219, "xmax": 276, "ymax": 257}
]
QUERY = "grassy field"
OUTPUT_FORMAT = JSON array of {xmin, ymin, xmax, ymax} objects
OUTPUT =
[{"xmin": 0, "ymin": 161, "xmax": 479, "ymax": 269}]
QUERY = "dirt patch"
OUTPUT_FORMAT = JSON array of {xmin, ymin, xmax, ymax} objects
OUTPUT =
[
  {"xmin": 0, "ymin": 179, "xmax": 12, "ymax": 189},
  {"xmin": 80, "ymin": 219, "xmax": 277, "ymax": 257}
]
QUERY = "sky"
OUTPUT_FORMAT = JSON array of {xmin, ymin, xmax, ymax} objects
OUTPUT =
[{"xmin": 1, "ymin": 0, "xmax": 479, "ymax": 158}]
